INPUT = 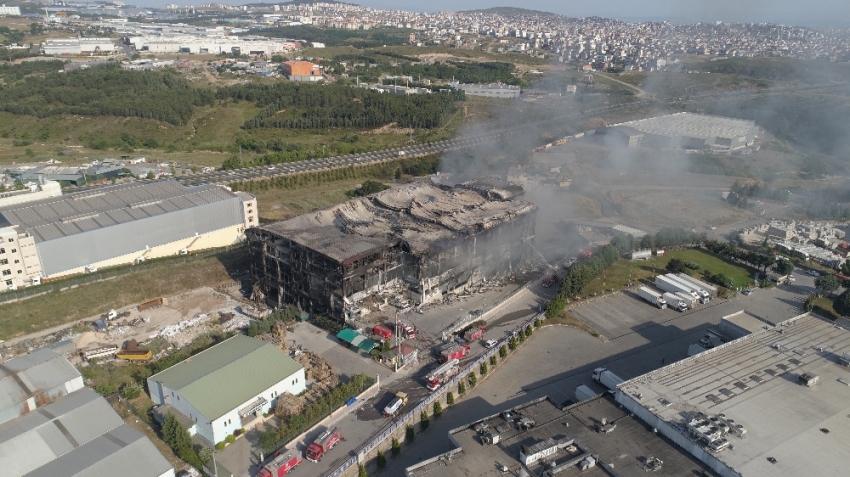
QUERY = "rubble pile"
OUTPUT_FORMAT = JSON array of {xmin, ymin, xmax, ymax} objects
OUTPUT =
[
  {"xmin": 149, "ymin": 313, "xmax": 211, "ymax": 340},
  {"xmin": 222, "ymin": 314, "xmax": 251, "ymax": 332}
]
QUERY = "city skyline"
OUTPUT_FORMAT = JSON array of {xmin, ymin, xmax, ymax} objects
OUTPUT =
[{"xmin": 126, "ymin": 0, "xmax": 850, "ymax": 28}]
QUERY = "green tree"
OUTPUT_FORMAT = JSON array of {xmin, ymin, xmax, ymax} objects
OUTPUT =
[
  {"xmin": 259, "ymin": 427, "xmax": 280, "ymax": 451},
  {"xmin": 198, "ymin": 446, "xmax": 213, "ymax": 464},
  {"xmin": 392, "ymin": 437, "xmax": 401, "ymax": 456},
  {"xmin": 446, "ymin": 392, "xmax": 454, "ymax": 406},
  {"xmin": 145, "ymin": 171, "xmax": 155, "ymax": 180},
  {"xmin": 815, "ymin": 274, "xmax": 840, "ymax": 296},
  {"xmin": 526, "ymin": 325, "xmax": 533, "ymax": 336},
  {"xmin": 433, "ymin": 400, "xmax": 443, "ymax": 417},
  {"xmin": 545, "ymin": 293, "xmax": 566, "ymax": 318},
  {"xmin": 666, "ymin": 258, "xmax": 686, "ymax": 273},
  {"xmin": 518, "ymin": 328, "xmax": 526, "ymax": 343},
  {"xmin": 121, "ymin": 381, "xmax": 141, "ymax": 400},
  {"xmin": 221, "ymin": 155, "xmax": 242, "ymax": 170},
  {"xmin": 479, "ymin": 362, "xmax": 488, "ymax": 376},
  {"xmin": 94, "ymin": 383, "xmax": 116, "ymax": 395},
  {"xmin": 490, "ymin": 355, "xmax": 497, "ymax": 367},
  {"xmin": 499, "ymin": 345, "xmax": 508, "ymax": 358},
  {"xmin": 468, "ymin": 372, "xmax": 477, "ymax": 388},
  {"xmin": 834, "ymin": 289, "xmax": 850, "ymax": 317},
  {"xmin": 804, "ymin": 294, "xmax": 816, "ymax": 312},
  {"xmin": 508, "ymin": 336, "xmax": 517, "ymax": 350},
  {"xmin": 161, "ymin": 413, "xmax": 192, "ymax": 453},
  {"xmin": 406, "ymin": 424, "xmax": 415, "ymax": 443},
  {"xmin": 420, "ymin": 410, "xmax": 430, "ymax": 429},
  {"xmin": 377, "ymin": 450, "xmax": 387, "ymax": 469},
  {"xmin": 358, "ymin": 465, "xmax": 368, "ymax": 477},
  {"xmin": 458, "ymin": 381, "xmax": 466, "ymax": 395}
]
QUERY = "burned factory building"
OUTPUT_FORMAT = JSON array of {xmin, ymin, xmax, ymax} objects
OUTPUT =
[{"xmin": 247, "ymin": 178, "xmax": 536, "ymax": 322}]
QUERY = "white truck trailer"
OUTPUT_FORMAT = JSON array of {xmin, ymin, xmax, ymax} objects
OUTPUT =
[
  {"xmin": 664, "ymin": 274, "xmax": 710, "ymax": 303},
  {"xmin": 575, "ymin": 385, "xmax": 598, "ymax": 402},
  {"xmin": 675, "ymin": 273, "xmax": 718, "ymax": 297},
  {"xmin": 663, "ymin": 292, "xmax": 689, "ymax": 312},
  {"xmin": 637, "ymin": 286, "xmax": 667, "ymax": 309},
  {"xmin": 655, "ymin": 275, "xmax": 699, "ymax": 300},
  {"xmin": 675, "ymin": 291, "xmax": 697, "ymax": 309},
  {"xmin": 592, "ymin": 368, "xmax": 624, "ymax": 391}
]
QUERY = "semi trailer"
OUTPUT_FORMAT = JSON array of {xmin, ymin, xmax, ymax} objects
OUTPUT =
[{"xmin": 637, "ymin": 286, "xmax": 667, "ymax": 309}]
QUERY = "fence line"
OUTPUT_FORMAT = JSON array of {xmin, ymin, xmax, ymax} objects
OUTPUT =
[{"xmin": 0, "ymin": 243, "xmax": 247, "ymax": 306}]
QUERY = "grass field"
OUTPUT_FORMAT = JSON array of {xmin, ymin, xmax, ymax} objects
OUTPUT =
[
  {"xmin": 813, "ymin": 296, "xmax": 840, "ymax": 320},
  {"xmin": 0, "ymin": 99, "xmax": 425, "ymax": 167},
  {"xmin": 580, "ymin": 248, "xmax": 757, "ymax": 296},
  {"xmin": 253, "ymin": 178, "xmax": 378, "ymax": 222},
  {"xmin": 0, "ymin": 249, "xmax": 247, "ymax": 340}
]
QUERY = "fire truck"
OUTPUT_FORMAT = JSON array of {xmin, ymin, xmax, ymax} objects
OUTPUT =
[{"xmin": 425, "ymin": 359, "xmax": 460, "ymax": 391}]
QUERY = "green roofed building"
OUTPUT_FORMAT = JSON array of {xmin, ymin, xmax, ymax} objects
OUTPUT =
[
  {"xmin": 336, "ymin": 329, "xmax": 379, "ymax": 352},
  {"xmin": 147, "ymin": 335, "xmax": 305, "ymax": 445}
]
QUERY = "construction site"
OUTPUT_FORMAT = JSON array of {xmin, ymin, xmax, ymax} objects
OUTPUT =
[{"xmin": 247, "ymin": 178, "xmax": 537, "ymax": 323}]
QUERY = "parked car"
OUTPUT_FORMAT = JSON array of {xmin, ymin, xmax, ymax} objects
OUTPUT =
[
  {"xmin": 808, "ymin": 270, "xmax": 820, "ymax": 277},
  {"xmin": 483, "ymin": 339, "xmax": 497, "ymax": 349},
  {"xmin": 742, "ymin": 289, "xmax": 753, "ymax": 295}
]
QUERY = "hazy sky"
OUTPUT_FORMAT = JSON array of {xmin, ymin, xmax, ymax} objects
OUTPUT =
[{"xmin": 129, "ymin": 0, "xmax": 850, "ymax": 27}]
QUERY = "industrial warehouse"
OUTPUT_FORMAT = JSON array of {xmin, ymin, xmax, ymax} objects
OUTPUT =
[
  {"xmin": 608, "ymin": 112, "xmax": 758, "ymax": 152},
  {"xmin": 0, "ymin": 349, "xmax": 173, "ymax": 477},
  {"xmin": 616, "ymin": 312, "xmax": 850, "ymax": 477},
  {"xmin": 0, "ymin": 180, "xmax": 256, "ymax": 287},
  {"xmin": 247, "ymin": 178, "xmax": 536, "ymax": 322},
  {"xmin": 405, "ymin": 394, "xmax": 715, "ymax": 476}
]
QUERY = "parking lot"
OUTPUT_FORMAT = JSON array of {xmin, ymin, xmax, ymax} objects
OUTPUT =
[{"xmin": 378, "ymin": 269, "xmax": 819, "ymax": 475}]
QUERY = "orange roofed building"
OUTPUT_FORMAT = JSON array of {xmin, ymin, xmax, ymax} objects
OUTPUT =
[{"xmin": 281, "ymin": 60, "xmax": 322, "ymax": 81}]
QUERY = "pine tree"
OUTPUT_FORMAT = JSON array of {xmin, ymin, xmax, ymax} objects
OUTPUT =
[
  {"xmin": 392, "ymin": 437, "xmax": 401, "ymax": 456},
  {"xmin": 433, "ymin": 400, "xmax": 443, "ymax": 417},
  {"xmin": 358, "ymin": 465, "xmax": 368, "ymax": 477},
  {"xmin": 406, "ymin": 424, "xmax": 415, "ymax": 443},
  {"xmin": 420, "ymin": 410, "xmax": 430, "ymax": 430},
  {"xmin": 377, "ymin": 450, "xmax": 387, "ymax": 469},
  {"xmin": 446, "ymin": 392, "xmax": 455, "ymax": 406}
]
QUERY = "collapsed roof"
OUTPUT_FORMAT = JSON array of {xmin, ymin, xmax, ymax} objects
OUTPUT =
[{"xmin": 260, "ymin": 179, "xmax": 535, "ymax": 263}]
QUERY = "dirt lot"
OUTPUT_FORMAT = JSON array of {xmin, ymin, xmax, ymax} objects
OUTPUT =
[
  {"xmin": 0, "ymin": 248, "xmax": 248, "ymax": 341},
  {"xmin": 1, "ymin": 284, "xmax": 256, "ymax": 363}
]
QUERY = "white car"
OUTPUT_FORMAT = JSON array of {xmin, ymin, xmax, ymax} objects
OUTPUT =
[
  {"xmin": 808, "ymin": 270, "xmax": 820, "ymax": 277},
  {"xmin": 788, "ymin": 275, "xmax": 796, "ymax": 282},
  {"xmin": 483, "ymin": 339, "xmax": 498, "ymax": 349}
]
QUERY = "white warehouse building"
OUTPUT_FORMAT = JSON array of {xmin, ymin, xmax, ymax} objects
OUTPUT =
[
  {"xmin": 147, "ymin": 335, "xmax": 306, "ymax": 445},
  {"xmin": 43, "ymin": 38, "xmax": 117, "ymax": 56},
  {"xmin": 131, "ymin": 35, "xmax": 298, "ymax": 55},
  {"xmin": 0, "ymin": 180, "xmax": 257, "ymax": 289}
]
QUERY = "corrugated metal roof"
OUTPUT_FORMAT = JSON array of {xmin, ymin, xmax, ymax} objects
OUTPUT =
[
  {"xmin": 0, "ymin": 388, "xmax": 124, "ymax": 477},
  {"xmin": 0, "ymin": 180, "xmax": 238, "ymax": 243},
  {"xmin": 0, "ymin": 349, "xmax": 82, "ymax": 425},
  {"xmin": 23, "ymin": 423, "xmax": 174, "ymax": 477},
  {"xmin": 20, "ymin": 184, "xmax": 245, "ymax": 277},
  {"xmin": 149, "ymin": 335, "xmax": 303, "ymax": 421},
  {"xmin": 336, "ymin": 329, "xmax": 361, "ymax": 343}
]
